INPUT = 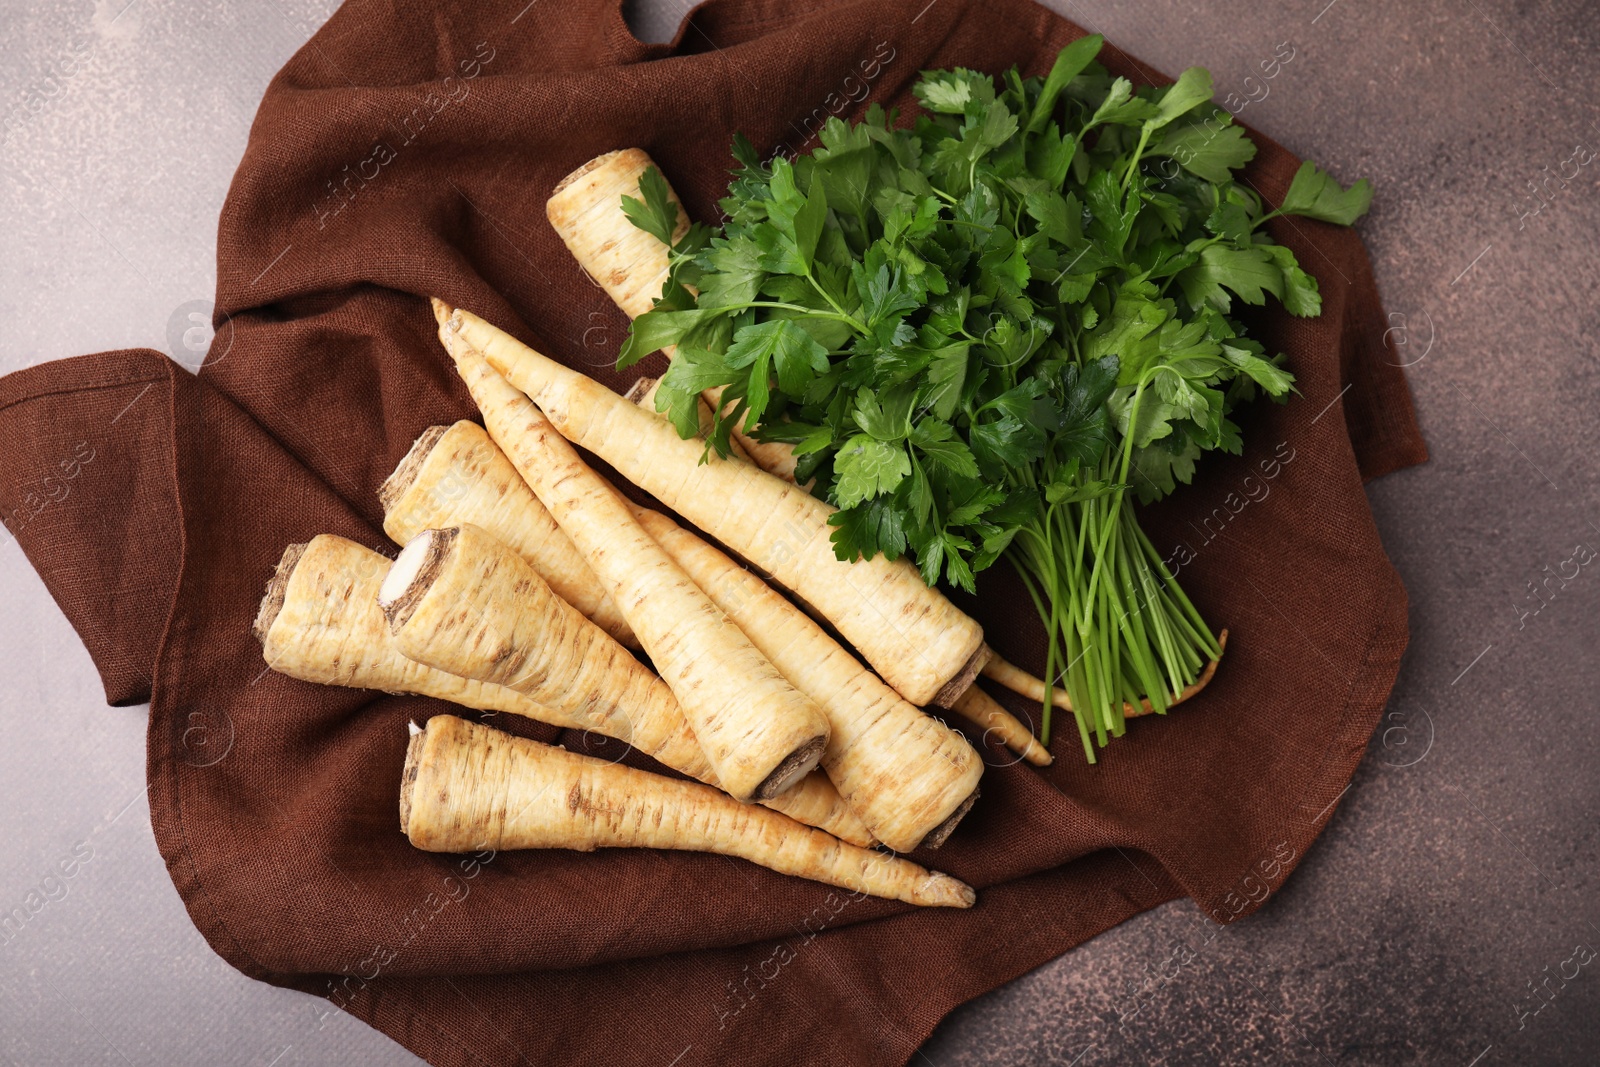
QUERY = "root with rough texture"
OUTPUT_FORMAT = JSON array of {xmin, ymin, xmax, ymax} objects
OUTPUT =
[
  {"xmin": 630, "ymin": 505, "xmax": 984, "ymax": 852},
  {"xmin": 381, "ymin": 420, "xmax": 634, "ymax": 648},
  {"xmin": 436, "ymin": 301, "xmax": 987, "ymax": 711},
  {"xmin": 949, "ymin": 685, "xmax": 1052, "ymax": 767},
  {"xmin": 254, "ymin": 534, "xmax": 604, "ymax": 732},
  {"xmin": 403, "ymin": 715, "xmax": 976, "ymax": 908},
  {"xmin": 548, "ymin": 148, "xmax": 800, "ymax": 480},
  {"xmin": 378, "ymin": 442, "xmax": 871, "ymax": 844}
]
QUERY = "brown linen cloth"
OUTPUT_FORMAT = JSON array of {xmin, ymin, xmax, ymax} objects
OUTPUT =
[{"xmin": 0, "ymin": 0, "xmax": 1428, "ymax": 1062}]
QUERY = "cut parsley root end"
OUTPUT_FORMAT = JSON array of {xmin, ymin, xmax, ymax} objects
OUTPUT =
[{"xmin": 380, "ymin": 419, "xmax": 636, "ymax": 648}]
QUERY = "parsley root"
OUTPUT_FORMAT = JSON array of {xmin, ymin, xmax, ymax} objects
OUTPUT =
[
  {"xmin": 433, "ymin": 304, "xmax": 832, "ymax": 802},
  {"xmin": 436, "ymin": 301, "xmax": 989, "ymax": 710},
  {"xmin": 381, "ymin": 421, "xmax": 635, "ymax": 648},
  {"xmin": 624, "ymin": 377, "xmax": 751, "ymax": 462},
  {"xmin": 548, "ymin": 148, "xmax": 687, "ymax": 319},
  {"xmin": 378, "ymin": 521, "xmax": 870, "ymax": 843},
  {"xmin": 629, "ymin": 505, "xmax": 983, "ymax": 852},
  {"xmin": 622, "ymin": 372, "xmax": 1048, "ymax": 774},
  {"xmin": 382, "ymin": 428, "xmax": 872, "ymax": 845},
  {"xmin": 401, "ymin": 715, "xmax": 975, "ymax": 907},
  {"xmin": 381, "ymin": 421, "xmax": 951, "ymax": 846},
  {"xmin": 949, "ymin": 685, "xmax": 1053, "ymax": 768},
  {"xmin": 254, "ymin": 535, "xmax": 609, "ymax": 732},
  {"xmin": 549, "ymin": 148, "xmax": 801, "ymax": 481}
]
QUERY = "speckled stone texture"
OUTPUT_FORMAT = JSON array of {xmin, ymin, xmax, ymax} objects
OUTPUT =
[{"xmin": 0, "ymin": 0, "xmax": 1595, "ymax": 1064}]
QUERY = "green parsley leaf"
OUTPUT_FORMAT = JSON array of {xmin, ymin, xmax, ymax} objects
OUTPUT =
[
  {"xmin": 1221, "ymin": 343, "xmax": 1295, "ymax": 395},
  {"xmin": 1028, "ymin": 34, "xmax": 1103, "ymax": 132},
  {"xmin": 834, "ymin": 434, "xmax": 911, "ymax": 507},
  {"xmin": 1150, "ymin": 115, "xmax": 1257, "ymax": 182},
  {"xmin": 828, "ymin": 495, "xmax": 909, "ymax": 561},
  {"xmin": 1146, "ymin": 67, "xmax": 1213, "ymax": 131},
  {"xmin": 696, "ymin": 234, "xmax": 766, "ymax": 309},
  {"xmin": 921, "ymin": 344, "xmax": 969, "ymax": 421},
  {"xmin": 1262, "ymin": 244, "xmax": 1321, "ymax": 316},
  {"xmin": 1056, "ymin": 355, "xmax": 1119, "ymax": 465},
  {"xmin": 1087, "ymin": 77, "xmax": 1159, "ymax": 128},
  {"xmin": 1277, "ymin": 160, "xmax": 1373, "ymax": 225},
  {"xmin": 619, "ymin": 307, "xmax": 726, "ymax": 369},
  {"xmin": 615, "ymin": 42, "xmax": 1372, "ymax": 755},
  {"xmin": 913, "ymin": 67, "xmax": 996, "ymax": 116},
  {"xmin": 619, "ymin": 166, "xmax": 681, "ymax": 246},
  {"xmin": 911, "ymin": 419, "xmax": 980, "ymax": 478},
  {"xmin": 1177, "ymin": 244, "xmax": 1283, "ymax": 313},
  {"xmin": 724, "ymin": 319, "xmax": 830, "ymax": 396}
]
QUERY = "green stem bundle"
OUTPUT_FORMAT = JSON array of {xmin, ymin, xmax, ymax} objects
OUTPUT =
[{"xmin": 1007, "ymin": 446, "xmax": 1220, "ymax": 759}]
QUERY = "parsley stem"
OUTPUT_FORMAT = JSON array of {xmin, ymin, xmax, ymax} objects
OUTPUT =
[
  {"xmin": 799, "ymin": 266, "xmax": 858, "ymax": 327},
  {"xmin": 734, "ymin": 301, "xmax": 867, "ymax": 335},
  {"xmin": 1006, "ymin": 425, "xmax": 1221, "ymax": 756},
  {"xmin": 1121, "ymin": 125, "xmax": 1153, "ymax": 192},
  {"xmin": 1010, "ymin": 550, "xmax": 1055, "ymax": 741}
]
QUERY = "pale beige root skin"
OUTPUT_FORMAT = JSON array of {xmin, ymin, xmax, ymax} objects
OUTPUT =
[
  {"xmin": 949, "ymin": 684, "xmax": 1053, "ymax": 767},
  {"xmin": 405, "ymin": 715, "xmax": 974, "ymax": 908},
  {"xmin": 763, "ymin": 772, "xmax": 873, "ymax": 848},
  {"xmin": 380, "ymin": 421, "xmax": 636, "ymax": 649},
  {"xmin": 253, "ymin": 534, "xmax": 596, "ymax": 731},
  {"xmin": 631, "ymin": 506, "xmax": 984, "ymax": 852},
  {"xmin": 372, "ymin": 414, "xmax": 870, "ymax": 847},
  {"xmin": 379, "ymin": 522, "xmax": 689, "ymax": 768},
  {"xmin": 548, "ymin": 149, "xmax": 688, "ymax": 320},
  {"xmin": 399, "ymin": 724, "xmax": 425, "ymax": 834},
  {"xmin": 431, "ymin": 308, "xmax": 832, "ymax": 804},
  {"xmin": 384, "ymin": 524, "xmax": 867, "ymax": 843},
  {"xmin": 982, "ymin": 629, "xmax": 1228, "ymax": 720},
  {"xmin": 548, "ymin": 150, "xmax": 798, "ymax": 481},
  {"xmin": 440, "ymin": 303, "xmax": 987, "ymax": 710}
]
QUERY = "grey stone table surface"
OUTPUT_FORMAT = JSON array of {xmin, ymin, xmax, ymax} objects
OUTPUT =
[{"xmin": 1, "ymin": 0, "xmax": 1595, "ymax": 1063}]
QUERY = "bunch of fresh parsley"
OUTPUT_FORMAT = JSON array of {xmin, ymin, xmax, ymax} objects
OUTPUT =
[{"xmin": 619, "ymin": 35, "xmax": 1372, "ymax": 759}]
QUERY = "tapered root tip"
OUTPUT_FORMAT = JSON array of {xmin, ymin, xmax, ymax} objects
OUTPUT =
[
  {"xmin": 429, "ymin": 297, "xmax": 455, "ymax": 329},
  {"xmin": 915, "ymin": 872, "xmax": 977, "ymax": 908},
  {"xmin": 1189, "ymin": 629, "xmax": 1228, "ymax": 694},
  {"xmin": 1023, "ymin": 742, "xmax": 1054, "ymax": 767}
]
